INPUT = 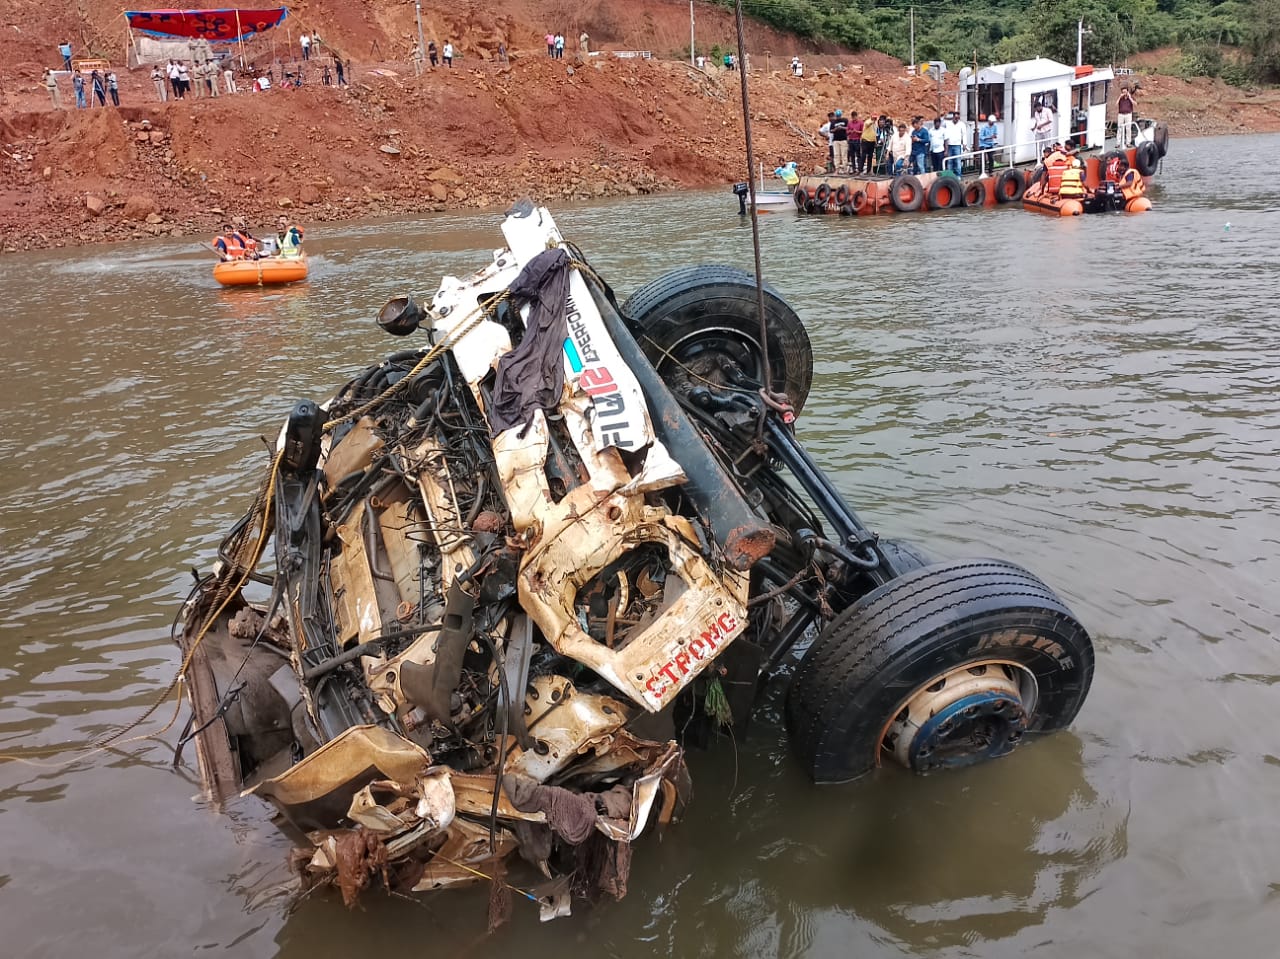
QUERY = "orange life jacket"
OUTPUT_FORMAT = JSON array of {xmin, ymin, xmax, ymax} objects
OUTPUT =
[
  {"xmin": 1119, "ymin": 168, "xmax": 1145, "ymax": 201},
  {"xmin": 213, "ymin": 233, "xmax": 247, "ymax": 258},
  {"xmin": 1046, "ymin": 152, "xmax": 1068, "ymax": 193}
]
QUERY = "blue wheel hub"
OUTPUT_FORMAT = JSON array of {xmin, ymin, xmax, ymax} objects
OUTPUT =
[{"xmin": 907, "ymin": 689, "xmax": 1027, "ymax": 773}]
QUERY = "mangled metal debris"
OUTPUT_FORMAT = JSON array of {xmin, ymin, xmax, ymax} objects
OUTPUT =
[{"xmin": 175, "ymin": 202, "xmax": 1094, "ymax": 924}]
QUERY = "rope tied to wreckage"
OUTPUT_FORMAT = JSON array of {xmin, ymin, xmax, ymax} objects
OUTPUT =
[{"xmin": 730, "ymin": 1, "xmax": 786, "ymax": 421}]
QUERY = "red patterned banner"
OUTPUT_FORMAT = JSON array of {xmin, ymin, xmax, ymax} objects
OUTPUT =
[{"xmin": 125, "ymin": 8, "xmax": 288, "ymax": 42}]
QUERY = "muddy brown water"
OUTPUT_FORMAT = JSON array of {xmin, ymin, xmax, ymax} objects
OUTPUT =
[{"xmin": 2, "ymin": 133, "xmax": 1279, "ymax": 958}]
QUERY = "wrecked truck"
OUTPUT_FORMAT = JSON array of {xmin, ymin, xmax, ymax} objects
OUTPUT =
[{"xmin": 175, "ymin": 202, "xmax": 1094, "ymax": 919}]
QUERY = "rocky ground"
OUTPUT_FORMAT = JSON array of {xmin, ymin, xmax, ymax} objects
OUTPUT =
[{"xmin": 2, "ymin": 0, "xmax": 1278, "ymax": 253}]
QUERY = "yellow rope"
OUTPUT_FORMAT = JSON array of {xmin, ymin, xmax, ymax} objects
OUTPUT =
[{"xmin": 430, "ymin": 854, "xmax": 539, "ymax": 903}]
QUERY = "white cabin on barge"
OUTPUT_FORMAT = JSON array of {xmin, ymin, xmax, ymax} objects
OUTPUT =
[{"xmin": 956, "ymin": 57, "xmax": 1113, "ymax": 164}]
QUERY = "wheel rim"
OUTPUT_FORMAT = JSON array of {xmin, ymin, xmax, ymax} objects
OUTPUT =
[
  {"xmin": 656, "ymin": 325, "xmax": 767, "ymax": 389},
  {"xmin": 881, "ymin": 660, "xmax": 1037, "ymax": 773}
]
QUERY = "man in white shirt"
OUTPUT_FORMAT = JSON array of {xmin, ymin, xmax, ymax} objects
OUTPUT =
[
  {"xmin": 300, "ymin": 33, "xmax": 312, "ymax": 61},
  {"xmin": 942, "ymin": 111, "xmax": 965, "ymax": 174},
  {"xmin": 887, "ymin": 122, "xmax": 912, "ymax": 175},
  {"xmin": 1032, "ymin": 99, "xmax": 1056, "ymax": 154},
  {"xmin": 818, "ymin": 111, "xmax": 834, "ymax": 173},
  {"xmin": 927, "ymin": 116, "xmax": 946, "ymax": 172}
]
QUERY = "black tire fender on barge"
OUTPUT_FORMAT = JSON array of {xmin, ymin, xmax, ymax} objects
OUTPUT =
[
  {"xmin": 889, "ymin": 174, "xmax": 925, "ymax": 212},
  {"xmin": 1135, "ymin": 141, "xmax": 1159, "ymax": 176},
  {"xmin": 962, "ymin": 179, "xmax": 988, "ymax": 207},
  {"xmin": 926, "ymin": 177, "xmax": 962, "ymax": 210},
  {"xmin": 1153, "ymin": 121, "xmax": 1170, "ymax": 158},
  {"xmin": 995, "ymin": 168, "xmax": 1026, "ymax": 202}
]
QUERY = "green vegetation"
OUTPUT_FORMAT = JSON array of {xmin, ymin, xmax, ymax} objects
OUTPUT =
[{"xmin": 711, "ymin": 0, "xmax": 1277, "ymax": 83}]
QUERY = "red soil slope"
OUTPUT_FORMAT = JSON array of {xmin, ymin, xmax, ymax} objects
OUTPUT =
[{"xmin": 1, "ymin": 1, "xmax": 1277, "ymax": 251}]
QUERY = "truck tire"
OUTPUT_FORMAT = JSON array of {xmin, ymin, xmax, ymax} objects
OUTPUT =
[
  {"xmin": 622, "ymin": 265, "xmax": 814, "ymax": 413},
  {"xmin": 786, "ymin": 558, "xmax": 1094, "ymax": 783},
  {"xmin": 962, "ymin": 179, "xmax": 988, "ymax": 207},
  {"xmin": 1135, "ymin": 141, "xmax": 1159, "ymax": 176},
  {"xmin": 1153, "ymin": 121, "xmax": 1170, "ymax": 158},
  {"xmin": 996, "ymin": 168, "xmax": 1026, "ymax": 202},
  {"xmin": 889, "ymin": 174, "xmax": 924, "ymax": 212},
  {"xmin": 926, "ymin": 177, "xmax": 962, "ymax": 210}
]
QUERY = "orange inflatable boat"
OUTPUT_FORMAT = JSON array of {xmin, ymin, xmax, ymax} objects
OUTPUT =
[
  {"xmin": 213, "ymin": 256, "xmax": 309, "ymax": 287},
  {"xmin": 1023, "ymin": 168, "xmax": 1151, "ymax": 217}
]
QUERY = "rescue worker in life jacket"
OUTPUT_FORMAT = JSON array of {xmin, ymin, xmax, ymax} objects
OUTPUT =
[
  {"xmin": 1058, "ymin": 155, "xmax": 1085, "ymax": 198},
  {"xmin": 1045, "ymin": 144, "xmax": 1070, "ymax": 194},
  {"xmin": 212, "ymin": 224, "xmax": 246, "ymax": 261},
  {"xmin": 276, "ymin": 215, "xmax": 304, "ymax": 258}
]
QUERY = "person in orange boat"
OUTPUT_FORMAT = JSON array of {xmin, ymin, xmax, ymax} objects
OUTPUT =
[
  {"xmin": 1026, "ymin": 145, "xmax": 1067, "ymax": 199},
  {"xmin": 212, "ymin": 224, "xmax": 246, "ymax": 261},
  {"xmin": 1058, "ymin": 155, "xmax": 1085, "ymax": 199},
  {"xmin": 276, "ymin": 215, "xmax": 305, "ymax": 258},
  {"xmin": 1045, "ymin": 144, "xmax": 1070, "ymax": 194}
]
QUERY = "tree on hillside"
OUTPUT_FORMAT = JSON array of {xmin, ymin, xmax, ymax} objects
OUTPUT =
[
  {"xmin": 1030, "ymin": 0, "xmax": 1132, "ymax": 65},
  {"xmin": 1247, "ymin": 0, "xmax": 1280, "ymax": 81}
]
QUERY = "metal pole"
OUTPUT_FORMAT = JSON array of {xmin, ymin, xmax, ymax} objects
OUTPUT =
[
  {"xmin": 690, "ymin": 1, "xmax": 695, "ymax": 67},
  {"xmin": 416, "ymin": 1, "xmax": 426, "ymax": 63},
  {"xmin": 1077, "ymin": 18, "xmax": 1084, "ymax": 66},
  {"xmin": 909, "ymin": 7, "xmax": 915, "ymax": 72}
]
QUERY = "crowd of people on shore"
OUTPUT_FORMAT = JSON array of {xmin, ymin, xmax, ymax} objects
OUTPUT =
[
  {"xmin": 814, "ymin": 108, "xmax": 1007, "ymax": 179},
  {"xmin": 212, "ymin": 216, "xmax": 305, "ymax": 261},
  {"xmin": 40, "ymin": 35, "xmax": 349, "ymax": 112}
]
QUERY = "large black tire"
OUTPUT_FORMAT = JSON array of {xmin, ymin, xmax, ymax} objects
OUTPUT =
[
  {"xmin": 622, "ymin": 265, "xmax": 814, "ymax": 412},
  {"xmin": 1153, "ymin": 121, "xmax": 1170, "ymax": 158},
  {"xmin": 889, "ymin": 174, "xmax": 924, "ymax": 212},
  {"xmin": 1135, "ymin": 141, "xmax": 1159, "ymax": 176},
  {"xmin": 995, "ymin": 168, "xmax": 1026, "ymax": 202},
  {"xmin": 962, "ymin": 179, "xmax": 988, "ymax": 208},
  {"xmin": 786, "ymin": 558, "xmax": 1094, "ymax": 784},
  {"xmin": 926, "ymin": 177, "xmax": 962, "ymax": 210}
]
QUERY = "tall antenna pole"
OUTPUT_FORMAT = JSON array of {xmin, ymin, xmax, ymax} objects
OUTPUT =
[
  {"xmin": 416, "ymin": 1, "xmax": 426, "ymax": 63},
  {"xmin": 909, "ymin": 6, "xmax": 915, "ymax": 72},
  {"xmin": 690, "ymin": 1, "xmax": 696, "ymax": 66}
]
